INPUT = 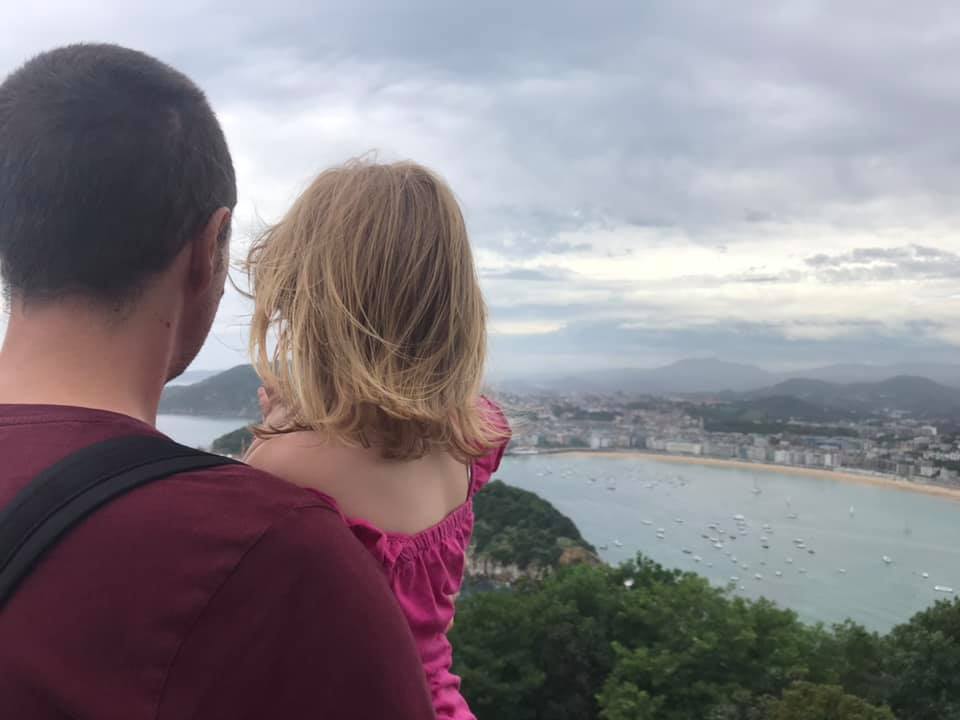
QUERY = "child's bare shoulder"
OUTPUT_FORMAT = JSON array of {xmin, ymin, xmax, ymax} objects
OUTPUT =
[{"xmin": 245, "ymin": 431, "xmax": 345, "ymax": 492}]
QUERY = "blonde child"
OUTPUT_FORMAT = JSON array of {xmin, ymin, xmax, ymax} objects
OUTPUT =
[{"xmin": 244, "ymin": 159, "xmax": 509, "ymax": 720}]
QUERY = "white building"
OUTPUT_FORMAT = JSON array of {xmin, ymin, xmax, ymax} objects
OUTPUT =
[{"xmin": 665, "ymin": 441, "xmax": 702, "ymax": 456}]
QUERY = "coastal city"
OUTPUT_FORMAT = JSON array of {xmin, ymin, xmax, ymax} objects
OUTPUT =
[{"xmin": 499, "ymin": 392, "xmax": 960, "ymax": 487}]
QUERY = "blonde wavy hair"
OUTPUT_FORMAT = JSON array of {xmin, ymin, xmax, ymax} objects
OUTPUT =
[{"xmin": 245, "ymin": 158, "xmax": 501, "ymax": 461}]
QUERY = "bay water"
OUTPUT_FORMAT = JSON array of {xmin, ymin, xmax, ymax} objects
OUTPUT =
[
  {"xmin": 159, "ymin": 416, "xmax": 960, "ymax": 631},
  {"xmin": 501, "ymin": 453, "xmax": 960, "ymax": 632},
  {"xmin": 156, "ymin": 414, "xmax": 249, "ymax": 450}
]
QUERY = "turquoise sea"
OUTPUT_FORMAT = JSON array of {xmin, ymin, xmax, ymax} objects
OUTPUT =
[
  {"xmin": 160, "ymin": 416, "xmax": 960, "ymax": 632},
  {"xmin": 157, "ymin": 414, "xmax": 249, "ymax": 450},
  {"xmin": 499, "ymin": 453, "xmax": 960, "ymax": 632}
]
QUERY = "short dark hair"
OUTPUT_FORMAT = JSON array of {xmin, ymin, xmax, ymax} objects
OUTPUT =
[{"xmin": 0, "ymin": 43, "xmax": 236, "ymax": 303}]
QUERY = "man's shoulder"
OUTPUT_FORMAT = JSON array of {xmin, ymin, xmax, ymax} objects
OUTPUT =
[
  {"xmin": 0, "ymin": 405, "xmax": 359, "ymax": 604},
  {"xmin": 124, "ymin": 458, "xmax": 346, "ymax": 557}
]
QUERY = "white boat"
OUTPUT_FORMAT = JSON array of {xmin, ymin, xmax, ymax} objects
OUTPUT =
[
  {"xmin": 674, "ymin": 518, "xmax": 684, "ymax": 524},
  {"xmin": 754, "ymin": 573, "xmax": 763, "ymax": 580},
  {"xmin": 641, "ymin": 520, "xmax": 653, "ymax": 526},
  {"xmin": 799, "ymin": 568, "xmax": 808, "ymax": 574},
  {"xmin": 693, "ymin": 555, "xmax": 702, "ymax": 563},
  {"xmin": 657, "ymin": 528, "xmax": 666, "ymax": 534},
  {"xmin": 713, "ymin": 542, "xmax": 724, "ymax": 550},
  {"xmin": 922, "ymin": 572, "xmax": 930, "ymax": 579},
  {"xmin": 787, "ymin": 513, "xmax": 799, "ymax": 520},
  {"xmin": 730, "ymin": 575, "xmax": 740, "ymax": 582},
  {"xmin": 760, "ymin": 536, "xmax": 769, "ymax": 543},
  {"xmin": 733, "ymin": 514, "xmax": 745, "ymax": 521},
  {"xmin": 775, "ymin": 571, "xmax": 783, "ymax": 577},
  {"xmin": 838, "ymin": 569, "xmax": 847, "ymax": 574},
  {"xmin": 882, "ymin": 555, "xmax": 893, "ymax": 564},
  {"xmin": 613, "ymin": 540, "xmax": 623, "ymax": 548},
  {"xmin": 934, "ymin": 585, "xmax": 954, "ymax": 593},
  {"xmin": 849, "ymin": 505, "xmax": 855, "ymax": 517},
  {"xmin": 785, "ymin": 557, "xmax": 794, "ymax": 564}
]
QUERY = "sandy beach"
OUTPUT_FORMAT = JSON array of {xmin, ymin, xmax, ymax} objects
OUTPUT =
[{"xmin": 540, "ymin": 449, "xmax": 960, "ymax": 502}]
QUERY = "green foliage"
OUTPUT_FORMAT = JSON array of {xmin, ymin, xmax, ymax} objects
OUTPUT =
[
  {"xmin": 551, "ymin": 403, "xmax": 620, "ymax": 422},
  {"xmin": 765, "ymin": 683, "xmax": 895, "ymax": 720},
  {"xmin": 210, "ymin": 425, "xmax": 254, "ymax": 456},
  {"xmin": 452, "ymin": 553, "xmax": 959, "ymax": 720},
  {"xmin": 471, "ymin": 480, "xmax": 594, "ymax": 571},
  {"xmin": 690, "ymin": 397, "xmax": 859, "ymax": 437},
  {"xmin": 883, "ymin": 598, "xmax": 960, "ymax": 720}
]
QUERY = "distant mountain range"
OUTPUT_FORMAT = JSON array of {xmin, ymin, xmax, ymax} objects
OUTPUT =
[
  {"xmin": 165, "ymin": 368, "xmax": 221, "ymax": 387},
  {"xmin": 498, "ymin": 358, "xmax": 960, "ymax": 395},
  {"xmin": 161, "ymin": 358, "xmax": 960, "ymax": 422},
  {"xmin": 744, "ymin": 376, "xmax": 960, "ymax": 419}
]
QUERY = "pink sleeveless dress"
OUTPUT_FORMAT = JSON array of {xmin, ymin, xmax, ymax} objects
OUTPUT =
[{"xmin": 310, "ymin": 400, "xmax": 509, "ymax": 720}]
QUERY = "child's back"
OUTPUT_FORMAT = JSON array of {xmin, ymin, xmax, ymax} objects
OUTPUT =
[
  {"xmin": 247, "ymin": 400, "xmax": 507, "ymax": 719},
  {"xmin": 243, "ymin": 159, "xmax": 510, "ymax": 720}
]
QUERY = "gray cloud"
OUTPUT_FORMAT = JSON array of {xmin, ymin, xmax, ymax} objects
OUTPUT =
[
  {"xmin": 4, "ymin": 2, "xmax": 960, "ymax": 373},
  {"xmin": 7, "ymin": 3, "xmax": 960, "ymax": 239},
  {"xmin": 480, "ymin": 268, "xmax": 575, "ymax": 283},
  {"xmin": 805, "ymin": 245, "xmax": 960, "ymax": 282}
]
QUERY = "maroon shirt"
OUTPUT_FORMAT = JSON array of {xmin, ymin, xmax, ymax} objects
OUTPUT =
[{"xmin": 0, "ymin": 405, "xmax": 435, "ymax": 719}]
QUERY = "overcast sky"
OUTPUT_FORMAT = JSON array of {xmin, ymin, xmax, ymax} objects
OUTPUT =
[{"xmin": 3, "ymin": 1, "xmax": 960, "ymax": 377}]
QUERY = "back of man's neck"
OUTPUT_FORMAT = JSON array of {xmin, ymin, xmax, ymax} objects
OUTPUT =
[{"xmin": 0, "ymin": 301, "xmax": 177, "ymax": 425}]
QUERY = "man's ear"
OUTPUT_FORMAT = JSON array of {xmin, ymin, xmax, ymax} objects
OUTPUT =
[{"xmin": 188, "ymin": 207, "xmax": 232, "ymax": 293}]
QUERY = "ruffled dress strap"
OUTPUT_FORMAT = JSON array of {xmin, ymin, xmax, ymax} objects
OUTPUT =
[{"xmin": 468, "ymin": 397, "xmax": 511, "ymax": 497}]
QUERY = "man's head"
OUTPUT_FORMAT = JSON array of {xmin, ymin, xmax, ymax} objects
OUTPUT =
[{"xmin": 0, "ymin": 43, "xmax": 236, "ymax": 378}]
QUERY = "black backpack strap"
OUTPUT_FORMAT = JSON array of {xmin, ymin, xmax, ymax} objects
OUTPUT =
[{"xmin": 0, "ymin": 434, "xmax": 240, "ymax": 608}]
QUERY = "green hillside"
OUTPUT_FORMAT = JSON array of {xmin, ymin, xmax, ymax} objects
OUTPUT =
[
  {"xmin": 211, "ymin": 425, "xmax": 254, "ymax": 456},
  {"xmin": 472, "ymin": 480, "xmax": 595, "ymax": 571},
  {"xmin": 160, "ymin": 364, "xmax": 260, "ymax": 418}
]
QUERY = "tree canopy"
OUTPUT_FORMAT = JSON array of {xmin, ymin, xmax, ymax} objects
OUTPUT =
[{"xmin": 452, "ymin": 554, "xmax": 957, "ymax": 719}]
